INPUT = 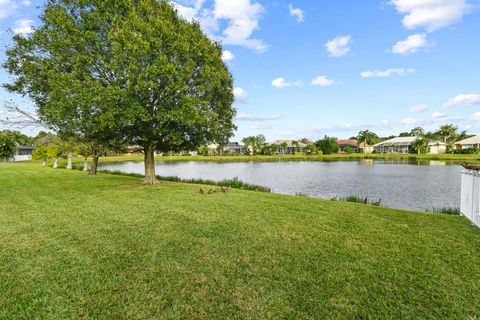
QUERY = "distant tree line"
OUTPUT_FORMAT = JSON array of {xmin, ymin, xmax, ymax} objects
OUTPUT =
[{"xmin": 233, "ymin": 124, "xmax": 476, "ymax": 156}]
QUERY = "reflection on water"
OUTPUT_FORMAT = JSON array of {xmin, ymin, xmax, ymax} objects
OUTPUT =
[{"xmin": 99, "ymin": 160, "xmax": 462, "ymax": 212}]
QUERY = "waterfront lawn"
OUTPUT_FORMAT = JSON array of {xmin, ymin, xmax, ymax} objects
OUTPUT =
[{"xmin": 1, "ymin": 163, "xmax": 480, "ymax": 319}]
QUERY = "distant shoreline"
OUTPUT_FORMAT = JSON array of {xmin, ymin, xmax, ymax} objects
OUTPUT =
[{"xmin": 93, "ymin": 153, "xmax": 480, "ymax": 164}]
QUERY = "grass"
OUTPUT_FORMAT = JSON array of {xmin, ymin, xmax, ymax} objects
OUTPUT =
[{"xmin": 1, "ymin": 163, "xmax": 480, "ymax": 319}]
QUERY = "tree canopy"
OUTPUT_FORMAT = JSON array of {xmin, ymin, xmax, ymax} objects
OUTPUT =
[
  {"xmin": 0, "ymin": 133, "xmax": 17, "ymax": 161},
  {"xmin": 357, "ymin": 130, "xmax": 379, "ymax": 145},
  {"xmin": 242, "ymin": 135, "xmax": 266, "ymax": 155},
  {"xmin": 315, "ymin": 136, "xmax": 339, "ymax": 155},
  {"xmin": 4, "ymin": 0, "xmax": 236, "ymax": 184}
]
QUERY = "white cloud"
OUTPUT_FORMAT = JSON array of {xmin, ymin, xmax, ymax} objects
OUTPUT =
[
  {"xmin": 214, "ymin": 0, "xmax": 266, "ymax": 52},
  {"xmin": 250, "ymin": 122, "xmax": 273, "ymax": 129},
  {"xmin": 325, "ymin": 35, "xmax": 351, "ymax": 57},
  {"xmin": 406, "ymin": 104, "xmax": 429, "ymax": 112},
  {"xmin": 391, "ymin": 34, "xmax": 431, "ymax": 55},
  {"xmin": 22, "ymin": 0, "xmax": 31, "ymax": 7},
  {"xmin": 360, "ymin": 68, "xmax": 415, "ymax": 78},
  {"xmin": 12, "ymin": 19, "xmax": 34, "ymax": 35},
  {"xmin": 221, "ymin": 50, "xmax": 234, "ymax": 62},
  {"xmin": 288, "ymin": 4, "xmax": 304, "ymax": 23},
  {"xmin": 473, "ymin": 112, "xmax": 480, "ymax": 121},
  {"xmin": 444, "ymin": 93, "xmax": 480, "ymax": 108},
  {"xmin": 236, "ymin": 112, "xmax": 281, "ymax": 121},
  {"xmin": 271, "ymin": 77, "xmax": 302, "ymax": 88},
  {"xmin": 172, "ymin": 0, "xmax": 267, "ymax": 52},
  {"xmin": 0, "ymin": 0, "xmax": 17, "ymax": 20},
  {"xmin": 390, "ymin": 0, "xmax": 470, "ymax": 31},
  {"xmin": 172, "ymin": 0, "xmax": 206, "ymax": 21},
  {"xmin": 311, "ymin": 75, "xmax": 335, "ymax": 87},
  {"xmin": 431, "ymin": 112, "xmax": 447, "ymax": 119},
  {"xmin": 233, "ymin": 87, "xmax": 248, "ymax": 102},
  {"xmin": 401, "ymin": 117, "xmax": 420, "ymax": 125}
]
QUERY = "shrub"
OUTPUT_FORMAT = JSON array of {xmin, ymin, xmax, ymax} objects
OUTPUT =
[
  {"xmin": 453, "ymin": 148, "xmax": 480, "ymax": 155},
  {"xmin": 344, "ymin": 146, "xmax": 354, "ymax": 154}
]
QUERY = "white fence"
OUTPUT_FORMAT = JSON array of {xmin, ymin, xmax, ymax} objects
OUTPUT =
[{"xmin": 461, "ymin": 170, "xmax": 480, "ymax": 227}]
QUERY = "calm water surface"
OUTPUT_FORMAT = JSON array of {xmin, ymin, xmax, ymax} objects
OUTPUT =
[{"xmin": 99, "ymin": 160, "xmax": 462, "ymax": 212}]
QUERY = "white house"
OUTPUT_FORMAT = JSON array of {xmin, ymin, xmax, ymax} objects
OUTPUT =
[
  {"xmin": 8, "ymin": 144, "xmax": 35, "ymax": 162},
  {"xmin": 207, "ymin": 142, "xmax": 245, "ymax": 155},
  {"xmin": 455, "ymin": 135, "xmax": 480, "ymax": 150},
  {"xmin": 461, "ymin": 168, "xmax": 480, "ymax": 227},
  {"xmin": 374, "ymin": 137, "xmax": 447, "ymax": 154},
  {"xmin": 270, "ymin": 140, "xmax": 307, "ymax": 155}
]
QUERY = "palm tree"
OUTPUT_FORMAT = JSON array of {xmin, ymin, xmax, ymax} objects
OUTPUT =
[
  {"xmin": 412, "ymin": 137, "xmax": 429, "ymax": 154},
  {"xmin": 357, "ymin": 130, "xmax": 379, "ymax": 154},
  {"xmin": 292, "ymin": 140, "xmax": 300, "ymax": 154}
]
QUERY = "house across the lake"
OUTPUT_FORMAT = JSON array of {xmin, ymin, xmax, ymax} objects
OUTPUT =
[
  {"xmin": 374, "ymin": 137, "xmax": 447, "ymax": 154},
  {"xmin": 336, "ymin": 139, "xmax": 359, "ymax": 153},
  {"xmin": 358, "ymin": 142, "xmax": 374, "ymax": 154},
  {"xmin": 10, "ymin": 144, "xmax": 35, "ymax": 162},
  {"xmin": 455, "ymin": 135, "xmax": 480, "ymax": 150},
  {"xmin": 207, "ymin": 142, "xmax": 245, "ymax": 155},
  {"xmin": 223, "ymin": 142, "xmax": 245, "ymax": 155},
  {"xmin": 271, "ymin": 140, "xmax": 307, "ymax": 155}
]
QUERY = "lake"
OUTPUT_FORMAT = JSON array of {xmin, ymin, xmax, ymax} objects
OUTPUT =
[{"xmin": 99, "ymin": 160, "xmax": 462, "ymax": 212}]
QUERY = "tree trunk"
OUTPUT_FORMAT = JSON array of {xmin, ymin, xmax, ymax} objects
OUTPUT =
[
  {"xmin": 89, "ymin": 154, "xmax": 99, "ymax": 176},
  {"xmin": 67, "ymin": 153, "xmax": 73, "ymax": 170},
  {"xmin": 83, "ymin": 159, "xmax": 89, "ymax": 171},
  {"xmin": 144, "ymin": 144, "xmax": 158, "ymax": 185}
]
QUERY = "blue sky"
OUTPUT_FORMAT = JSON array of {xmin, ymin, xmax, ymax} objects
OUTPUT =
[{"xmin": 1, "ymin": 0, "xmax": 480, "ymax": 141}]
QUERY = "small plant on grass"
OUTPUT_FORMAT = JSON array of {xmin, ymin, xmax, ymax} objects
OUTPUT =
[
  {"xmin": 343, "ymin": 195, "xmax": 365, "ymax": 204},
  {"xmin": 430, "ymin": 207, "xmax": 461, "ymax": 215}
]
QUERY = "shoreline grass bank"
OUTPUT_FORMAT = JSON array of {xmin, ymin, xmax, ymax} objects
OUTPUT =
[{"xmin": 1, "ymin": 163, "xmax": 480, "ymax": 318}]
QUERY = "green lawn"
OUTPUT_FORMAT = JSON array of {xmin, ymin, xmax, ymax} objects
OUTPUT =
[{"xmin": 1, "ymin": 163, "xmax": 480, "ymax": 319}]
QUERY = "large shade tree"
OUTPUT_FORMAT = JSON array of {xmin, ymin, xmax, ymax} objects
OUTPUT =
[
  {"xmin": 4, "ymin": 0, "xmax": 235, "ymax": 184},
  {"xmin": 315, "ymin": 135, "xmax": 339, "ymax": 155}
]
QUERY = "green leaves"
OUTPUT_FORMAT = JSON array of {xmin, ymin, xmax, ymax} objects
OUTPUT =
[
  {"xmin": 0, "ymin": 133, "xmax": 17, "ymax": 160},
  {"xmin": 5, "ymin": 0, "xmax": 235, "ymax": 154}
]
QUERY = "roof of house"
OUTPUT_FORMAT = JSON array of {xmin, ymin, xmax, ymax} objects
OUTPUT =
[
  {"xmin": 336, "ymin": 139, "xmax": 358, "ymax": 146},
  {"xmin": 455, "ymin": 135, "xmax": 480, "ymax": 145},
  {"xmin": 17, "ymin": 145, "xmax": 35, "ymax": 151},
  {"xmin": 224, "ymin": 142, "xmax": 245, "ymax": 148},
  {"xmin": 374, "ymin": 136, "xmax": 446, "ymax": 147}
]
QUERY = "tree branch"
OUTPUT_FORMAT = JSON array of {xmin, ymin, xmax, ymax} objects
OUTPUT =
[{"xmin": 0, "ymin": 102, "xmax": 41, "ymax": 129}]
